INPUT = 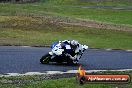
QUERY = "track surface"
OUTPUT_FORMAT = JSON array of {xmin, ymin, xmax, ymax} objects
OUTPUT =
[
  {"xmin": 0, "ymin": 46, "xmax": 132, "ymax": 74},
  {"xmin": 73, "ymin": 6, "xmax": 132, "ymax": 10}
]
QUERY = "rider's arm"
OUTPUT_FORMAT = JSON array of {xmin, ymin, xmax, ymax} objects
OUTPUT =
[{"xmin": 66, "ymin": 53, "xmax": 81, "ymax": 61}]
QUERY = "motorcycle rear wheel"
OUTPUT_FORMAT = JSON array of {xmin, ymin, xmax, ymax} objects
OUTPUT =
[{"xmin": 40, "ymin": 53, "xmax": 51, "ymax": 64}]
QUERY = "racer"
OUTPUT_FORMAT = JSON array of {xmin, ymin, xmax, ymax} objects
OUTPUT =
[{"xmin": 60, "ymin": 40, "xmax": 88, "ymax": 64}]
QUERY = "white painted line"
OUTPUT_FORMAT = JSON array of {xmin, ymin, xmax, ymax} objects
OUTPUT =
[
  {"xmin": 63, "ymin": 70, "xmax": 78, "ymax": 73},
  {"xmin": 21, "ymin": 46, "xmax": 30, "ymax": 47},
  {"xmin": 106, "ymin": 49, "xmax": 112, "ymax": 51},
  {"xmin": 5, "ymin": 73, "xmax": 21, "ymax": 77},
  {"xmin": 24, "ymin": 72, "xmax": 46, "ymax": 75},
  {"xmin": 126, "ymin": 50, "xmax": 132, "ymax": 52},
  {"xmin": 46, "ymin": 71, "xmax": 63, "ymax": 74},
  {"xmin": 0, "ymin": 69, "xmax": 132, "ymax": 77}
]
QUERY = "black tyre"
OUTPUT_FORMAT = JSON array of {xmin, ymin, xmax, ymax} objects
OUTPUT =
[
  {"xmin": 79, "ymin": 76, "xmax": 86, "ymax": 85},
  {"xmin": 67, "ymin": 59, "xmax": 74, "ymax": 65},
  {"xmin": 40, "ymin": 53, "xmax": 51, "ymax": 64},
  {"xmin": 56, "ymin": 60, "xmax": 62, "ymax": 64}
]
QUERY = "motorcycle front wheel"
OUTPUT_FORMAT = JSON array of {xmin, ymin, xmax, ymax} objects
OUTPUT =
[
  {"xmin": 67, "ymin": 58, "xmax": 74, "ymax": 65},
  {"xmin": 40, "ymin": 53, "xmax": 51, "ymax": 64}
]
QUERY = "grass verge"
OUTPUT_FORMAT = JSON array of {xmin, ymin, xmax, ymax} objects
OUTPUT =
[
  {"xmin": 0, "ymin": 71, "xmax": 132, "ymax": 88},
  {"xmin": 0, "ymin": 16, "xmax": 132, "ymax": 49},
  {"xmin": 0, "ymin": 2, "xmax": 132, "ymax": 26},
  {"xmin": 41, "ymin": 0, "xmax": 132, "ymax": 6},
  {"xmin": 0, "ymin": 1, "xmax": 132, "ymax": 49}
]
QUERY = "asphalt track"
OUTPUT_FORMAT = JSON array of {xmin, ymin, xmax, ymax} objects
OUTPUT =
[
  {"xmin": 0, "ymin": 46, "xmax": 132, "ymax": 74},
  {"xmin": 67, "ymin": 6, "xmax": 132, "ymax": 10}
]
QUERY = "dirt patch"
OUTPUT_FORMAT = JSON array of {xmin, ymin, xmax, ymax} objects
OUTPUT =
[
  {"xmin": 31, "ymin": 16, "xmax": 132, "ymax": 32},
  {"xmin": 0, "ymin": 16, "xmax": 132, "ymax": 32},
  {"xmin": 58, "ymin": 21, "xmax": 132, "ymax": 32}
]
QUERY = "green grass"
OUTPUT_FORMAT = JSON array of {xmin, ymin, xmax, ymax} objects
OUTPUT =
[
  {"xmin": 0, "ymin": 1, "xmax": 132, "ymax": 49},
  {"xmin": 0, "ymin": 71, "xmax": 132, "ymax": 88},
  {"xmin": 0, "ymin": 2, "xmax": 132, "ymax": 26},
  {"xmin": 43, "ymin": 6, "xmax": 132, "ymax": 25},
  {"xmin": 0, "ymin": 16, "xmax": 132, "ymax": 49},
  {"xmin": 0, "ymin": 78, "xmax": 113, "ymax": 88},
  {"xmin": 41, "ymin": 0, "xmax": 132, "ymax": 6},
  {"xmin": 1, "ymin": 27, "xmax": 132, "ymax": 49}
]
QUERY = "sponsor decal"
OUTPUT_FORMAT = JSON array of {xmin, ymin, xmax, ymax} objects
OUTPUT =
[{"xmin": 76, "ymin": 66, "xmax": 130, "ymax": 84}]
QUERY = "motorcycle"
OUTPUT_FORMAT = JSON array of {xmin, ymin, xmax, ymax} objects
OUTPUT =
[{"xmin": 40, "ymin": 41, "xmax": 88, "ymax": 64}]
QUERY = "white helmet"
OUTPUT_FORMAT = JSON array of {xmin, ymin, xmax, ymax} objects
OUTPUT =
[{"xmin": 71, "ymin": 40, "xmax": 78, "ymax": 46}]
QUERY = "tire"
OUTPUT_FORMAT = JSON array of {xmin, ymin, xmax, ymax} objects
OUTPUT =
[
  {"xmin": 67, "ymin": 58, "xmax": 74, "ymax": 65},
  {"xmin": 40, "ymin": 53, "xmax": 51, "ymax": 64},
  {"xmin": 56, "ymin": 60, "xmax": 62, "ymax": 64},
  {"xmin": 79, "ymin": 76, "xmax": 86, "ymax": 85}
]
